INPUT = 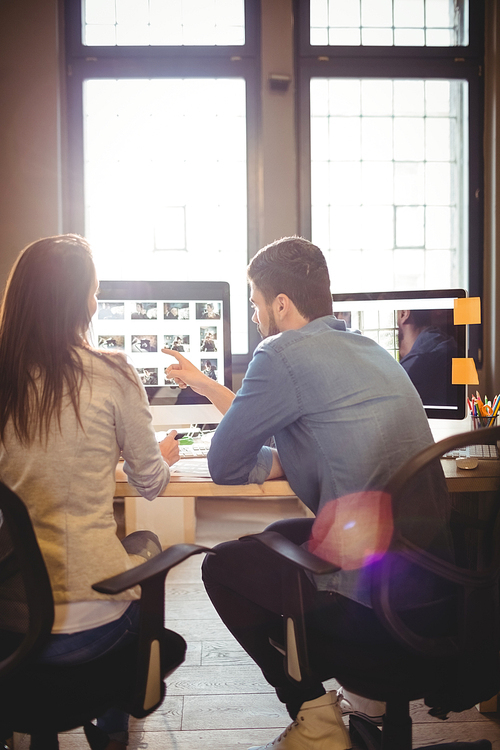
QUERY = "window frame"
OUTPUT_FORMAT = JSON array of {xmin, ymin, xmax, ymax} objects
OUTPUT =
[
  {"xmin": 65, "ymin": 0, "xmax": 259, "ymax": 58},
  {"xmin": 64, "ymin": 0, "xmax": 261, "ymax": 368},
  {"xmin": 294, "ymin": 0, "xmax": 485, "ymax": 366}
]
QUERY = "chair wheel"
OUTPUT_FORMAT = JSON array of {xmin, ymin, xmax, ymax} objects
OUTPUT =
[{"xmin": 419, "ymin": 742, "xmax": 492, "ymax": 750}]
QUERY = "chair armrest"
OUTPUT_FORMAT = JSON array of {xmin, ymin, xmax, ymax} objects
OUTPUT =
[
  {"xmin": 239, "ymin": 531, "xmax": 339, "ymax": 685},
  {"xmin": 240, "ymin": 531, "xmax": 340, "ymax": 575},
  {"xmin": 92, "ymin": 543, "xmax": 212, "ymax": 719},
  {"xmin": 92, "ymin": 543, "xmax": 212, "ymax": 595}
]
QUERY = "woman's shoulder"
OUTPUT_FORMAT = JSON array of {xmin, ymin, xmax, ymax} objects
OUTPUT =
[{"xmin": 80, "ymin": 347, "xmax": 139, "ymax": 385}]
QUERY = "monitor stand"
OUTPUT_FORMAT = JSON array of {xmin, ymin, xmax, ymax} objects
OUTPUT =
[
  {"xmin": 149, "ymin": 403, "xmax": 224, "ymax": 431},
  {"xmin": 429, "ymin": 415, "xmax": 472, "ymax": 442}
]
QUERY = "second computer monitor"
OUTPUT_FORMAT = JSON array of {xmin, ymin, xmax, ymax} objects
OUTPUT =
[{"xmin": 332, "ymin": 289, "xmax": 467, "ymax": 421}]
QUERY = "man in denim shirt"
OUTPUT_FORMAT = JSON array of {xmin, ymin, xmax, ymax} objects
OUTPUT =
[{"xmin": 163, "ymin": 237, "xmax": 452, "ymax": 750}]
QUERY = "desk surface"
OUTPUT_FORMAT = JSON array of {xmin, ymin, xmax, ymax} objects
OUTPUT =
[
  {"xmin": 115, "ymin": 458, "xmax": 500, "ymax": 498},
  {"xmin": 115, "ymin": 461, "xmax": 297, "ymax": 498},
  {"xmin": 441, "ymin": 458, "xmax": 500, "ymax": 492}
]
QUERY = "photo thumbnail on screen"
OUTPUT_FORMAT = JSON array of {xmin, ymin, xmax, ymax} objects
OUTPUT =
[
  {"xmin": 196, "ymin": 301, "xmax": 221, "ymax": 320},
  {"xmin": 164, "ymin": 302, "xmax": 190, "ymax": 320}
]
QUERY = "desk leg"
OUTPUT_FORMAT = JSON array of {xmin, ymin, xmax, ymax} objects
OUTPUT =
[
  {"xmin": 124, "ymin": 496, "xmax": 196, "ymax": 548},
  {"xmin": 297, "ymin": 498, "xmax": 315, "ymax": 518},
  {"xmin": 477, "ymin": 695, "xmax": 498, "ymax": 713}
]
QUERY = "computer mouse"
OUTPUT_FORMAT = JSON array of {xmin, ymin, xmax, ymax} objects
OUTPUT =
[{"xmin": 455, "ymin": 457, "xmax": 479, "ymax": 470}]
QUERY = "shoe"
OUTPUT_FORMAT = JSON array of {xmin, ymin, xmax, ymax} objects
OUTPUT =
[
  {"xmin": 336, "ymin": 688, "xmax": 385, "ymax": 725},
  {"xmin": 248, "ymin": 691, "xmax": 351, "ymax": 750},
  {"xmin": 84, "ymin": 723, "xmax": 110, "ymax": 750},
  {"xmin": 83, "ymin": 721, "xmax": 128, "ymax": 750}
]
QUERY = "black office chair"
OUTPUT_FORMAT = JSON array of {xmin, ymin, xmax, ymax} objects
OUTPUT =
[
  {"xmin": 243, "ymin": 426, "xmax": 500, "ymax": 750},
  {"xmin": 0, "ymin": 479, "xmax": 211, "ymax": 749}
]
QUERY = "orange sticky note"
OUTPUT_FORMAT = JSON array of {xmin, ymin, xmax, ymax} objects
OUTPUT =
[
  {"xmin": 454, "ymin": 297, "xmax": 481, "ymax": 325},
  {"xmin": 452, "ymin": 358, "xmax": 479, "ymax": 385}
]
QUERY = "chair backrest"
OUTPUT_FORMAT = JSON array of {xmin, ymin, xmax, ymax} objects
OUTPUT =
[
  {"xmin": 369, "ymin": 426, "xmax": 500, "ymax": 713},
  {"xmin": 0, "ymin": 480, "xmax": 54, "ymax": 679}
]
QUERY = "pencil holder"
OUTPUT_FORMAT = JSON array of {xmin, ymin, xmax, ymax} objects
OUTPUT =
[{"xmin": 471, "ymin": 414, "xmax": 499, "ymax": 430}]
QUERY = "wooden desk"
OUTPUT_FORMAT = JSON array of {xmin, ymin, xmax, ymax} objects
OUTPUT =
[
  {"xmin": 114, "ymin": 461, "xmax": 297, "ymax": 499},
  {"xmin": 115, "ymin": 458, "xmax": 500, "ymax": 547},
  {"xmin": 115, "ymin": 460, "xmax": 298, "ymax": 547},
  {"xmin": 441, "ymin": 458, "xmax": 500, "ymax": 493}
]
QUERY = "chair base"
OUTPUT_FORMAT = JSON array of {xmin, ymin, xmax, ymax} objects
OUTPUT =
[
  {"xmin": 349, "ymin": 714, "xmax": 383, "ymax": 750},
  {"xmin": 1, "ymin": 732, "xmax": 60, "ymax": 750}
]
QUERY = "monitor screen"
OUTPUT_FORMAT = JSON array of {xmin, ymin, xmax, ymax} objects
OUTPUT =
[
  {"xmin": 92, "ymin": 280, "xmax": 231, "ymax": 427},
  {"xmin": 331, "ymin": 289, "xmax": 467, "ymax": 421}
]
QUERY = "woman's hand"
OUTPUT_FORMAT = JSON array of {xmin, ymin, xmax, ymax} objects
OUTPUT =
[{"xmin": 159, "ymin": 429, "xmax": 180, "ymax": 466}]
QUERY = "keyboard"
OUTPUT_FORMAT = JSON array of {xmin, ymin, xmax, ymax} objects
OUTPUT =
[
  {"xmin": 178, "ymin": 442, "xmax": 210, "ymax": 459},
  {"xmin": 442, "ymin": 444, "xmax": 500, "ymax": 460}
]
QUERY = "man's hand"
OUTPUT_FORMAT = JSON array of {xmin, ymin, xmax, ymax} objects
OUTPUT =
[
  {"xmin": 159, "ymin": 429, "xmax": 180, "ymax": 466},
  {"xmin": 162, "ymin": 348, "xmax": 236, "ymax": 415},
  {"xmin": 162, "ymin": 348, "xmax": 211, "ymax": 395}
]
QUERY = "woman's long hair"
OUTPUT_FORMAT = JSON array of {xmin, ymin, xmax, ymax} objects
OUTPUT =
[{"xmin": 0, "ymin": 234, "xmax": 132, "ymax": 445}]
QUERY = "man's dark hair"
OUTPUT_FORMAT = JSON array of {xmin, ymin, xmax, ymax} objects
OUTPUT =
[{"xmin": 247, "ymin": 237, "xmax": 333, "ymax": 320}]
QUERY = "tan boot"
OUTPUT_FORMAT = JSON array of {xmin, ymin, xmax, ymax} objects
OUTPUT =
[{"xmin": 248, "ymin": 691, "xmax": 351, "ymax": 750}]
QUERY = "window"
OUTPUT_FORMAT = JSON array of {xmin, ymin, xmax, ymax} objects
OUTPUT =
[
  {"xmin": 65, "ymin": 0, "xmax": 259, "ymax": 359},
  {"xmin": 296, "ymin": 0, "xmax": 484, "ymax": 362},
  {"xmin": 83, "ymin": 0, "xmax": 245, "ymax": 46},
  {"xmin": 310, "ymin": 77, "xmax": 467, "ymax": 291},
  {"xmin": 310, "ymin": 0, "xmax": 469, "ymax": 47}
]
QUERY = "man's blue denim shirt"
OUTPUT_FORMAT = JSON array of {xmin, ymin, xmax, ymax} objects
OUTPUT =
[{"xmin": 207, "ymin": 315, "xmax": 450, "ymax": 605}]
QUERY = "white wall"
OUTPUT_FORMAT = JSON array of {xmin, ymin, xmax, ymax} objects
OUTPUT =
[{"xmin": 0, "ymin": 0, "xmax": 63, "ymax": 287}]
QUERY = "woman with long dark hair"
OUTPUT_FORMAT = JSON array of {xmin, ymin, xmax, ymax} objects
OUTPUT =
[{"xmin": 0, "ymin": 234, "xmax": 180, "ymax": 750}]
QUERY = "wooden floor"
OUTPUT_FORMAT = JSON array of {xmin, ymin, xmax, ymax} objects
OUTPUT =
[{"xmin": 15, "ymin": 496, "xmax": 500, "ymax": 749}]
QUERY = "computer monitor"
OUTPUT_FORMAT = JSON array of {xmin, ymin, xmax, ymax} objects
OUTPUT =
[
  {"xmin": 92, "ymin": 280, "xmax": 231, "ymax": 428},
  {"xmin": 331, "ymin": 289, "xmax": 467, "ymax": 422}
]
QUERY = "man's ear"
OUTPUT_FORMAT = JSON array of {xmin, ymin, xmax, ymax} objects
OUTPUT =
[
  {"xmin": 274, "ymin": 294, "xmax": 290, "ymax": 317},
  {"xmin": 398, "ymin": 309, "xmax": 411, "ymax": 325}
]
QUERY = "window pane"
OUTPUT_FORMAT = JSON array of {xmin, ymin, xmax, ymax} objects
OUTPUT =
[
  {"xmin": 394, "ymin": 0, "xmax": 424, "ymax": 28},
  {"xmin": 83, "ymin": 78, "xmax": 248, "ymax": 354},
  {"xmin": 361, "ymin": 29, "xmax": 394, "ymax": 47},
  {"xmin": 310, "ymin": 0, "xmax": 469, "ymax": 46},
  {"xmin": 83, "ymin": 0, "xmax": 245, "ymax": 46},
  {"xmin": 361, "ymin": 0, "xmax": 392, "ymax": 27},
  {"xmin": 394, "ymin": 28, "xmax": 425, "ymax": 45},
  {"xmin": 329, "ymin": 28, "xmax": 361, "ymax": 45},
  {"xmin": 329, "ymin": 0, "xmax": 360, "ymax": 26},
  {"xmin": 310, "ymin": 78, "xmax": 468, "ymax": 292}
]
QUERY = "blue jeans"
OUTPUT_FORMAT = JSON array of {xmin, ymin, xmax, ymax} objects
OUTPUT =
[
  {"xmin": 37, "ymin": 530, "xmax": 162, "ymax": 745},
  {"xmin": 37, "ymin": 600, "xmax": 141, "ymax": 666}
]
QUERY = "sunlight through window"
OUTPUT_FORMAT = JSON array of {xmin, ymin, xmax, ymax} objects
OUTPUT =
[
  {"xmin": 83, "ymin": 77, "xmax": 248, "ymax": 354},
  {"xmin": 310, "ymin": 0, "xmax": 469, "ymax": 47},
  {"xmin": 83, "ymin": 0, "xmax": 245, "ymax": 46},
  {"xmin": 310, "ymin": 78, "xmax": 468, "ymax": 292}
]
